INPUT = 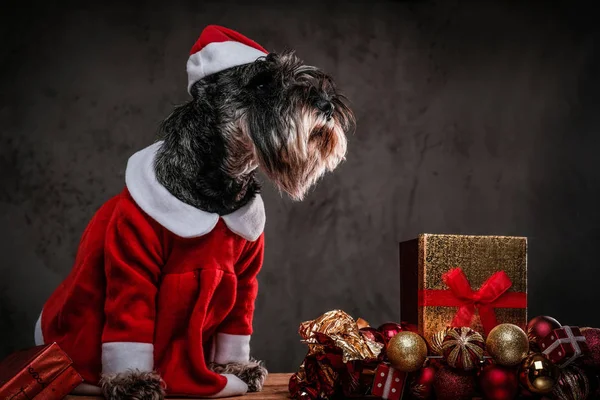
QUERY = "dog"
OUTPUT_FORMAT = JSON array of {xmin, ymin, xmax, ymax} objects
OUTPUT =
[{"xmin": 33, "ymin": 25, "xmax": 354, "ymax": 400}]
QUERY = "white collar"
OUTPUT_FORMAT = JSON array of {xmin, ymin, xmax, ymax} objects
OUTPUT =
[{"xmin": 125, "ymin": 141, "xmax": 265, "ymax": 241}]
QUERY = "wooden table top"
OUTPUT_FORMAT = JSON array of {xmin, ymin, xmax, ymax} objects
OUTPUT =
[{"xmin": 64, "ymin": 373, "xmax": 293, "ymax": 400}]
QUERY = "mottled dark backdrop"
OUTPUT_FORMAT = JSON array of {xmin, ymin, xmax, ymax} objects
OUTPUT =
[{"xmin": 1, "ymin": 0, "xmax": 599, "ymax": 372}]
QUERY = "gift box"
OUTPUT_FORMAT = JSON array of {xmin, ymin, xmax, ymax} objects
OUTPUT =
[
  {"xmin": 371, "ymin": 363, "xmax": 406, "ymax": 400},
  {"xmin": 400, "ymin": 234, "xmax": 527, "ymax": 346},
  {"xmin": 540, "ymin": 326, "xmax": 589, "ymax": 368},
  {"xmin": 0, "ymin": 343, "xmax": 83, "ymax": 400}
]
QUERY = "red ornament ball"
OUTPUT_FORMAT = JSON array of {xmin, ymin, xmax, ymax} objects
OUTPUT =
[
  {"xmin": 378, "ymin": 322, "xmax": 404, "ymax": 344},
  {"xmin": 410, "ymin": 365, "xmax": 436, "ymax": 400},
  {"xmin": 479, "ymin": 364, "xmax": 519, "ymax": 400},
  {"xmin": 526, "ymin": 316, "xmax": 561, "ymax": 350},
  {"xmin": 581, "ymin": 327, "xmax": 600, "ymax": 368},
  {"xmin": 441, "ymin": 327, "xmax": 485, "ymax": 371},
  {"xmin": 433, "ymin": 366, "xmax": 476, "ymax": 400},
  {"xmin": 401, "ymin": 321, "xmax": 419, "ymax": 333}
]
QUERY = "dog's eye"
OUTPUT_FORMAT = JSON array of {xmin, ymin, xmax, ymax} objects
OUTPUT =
[{"xmin": 248, "ymin": 71, "xmax": 272, "ymax": 91}]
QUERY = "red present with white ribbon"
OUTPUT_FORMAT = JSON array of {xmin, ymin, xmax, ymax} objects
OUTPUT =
[
  {"xmin": 540, "ymin": 326, "xmax": 589, "ymax": 368},
  {"xmin": 371, "ymin": 363, "xmax": 406, "ymax": 400}
]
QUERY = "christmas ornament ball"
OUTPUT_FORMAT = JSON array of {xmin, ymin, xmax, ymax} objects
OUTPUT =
[
  {"xmin": 581, "ymin": 327, "xmax": 600, "ymax": 368},
  {"xmin": 433, "ymin": 366, "xmax": 476, "ymax": 400},
  {"xmin": 441, "ymin": 327, "xmax": 485, "ymax": 371},
  {"xmin": 479, "ymin": 364, "xmax": 519, "ymax": 400},
  {"xmin": 486, "ymin": 323, "xmax": 529, "ymax": 366},
  {"xmin": 552, "ymin": 365, "xmax": 590, "ymax": 400},
  {"xmin": 378, "ymin": 322, "xmax": 404, "ymax": 344},
  {"xmin": 518, "ymin": 353, "xmax": 559, "ymax": 394},
  {"xmin": 527, "ymin": 316, "xmax": 562, "ymax": 349},
  {"xmin": 410, "ymin": 365, "xmax": 436, "ymax": 400},
  {"xmin": 553, "ymin": 365, "xmax": 590, "ymax": 400},
  {"xmin": 430, "ymin": 328, "xmax": 450, "ymax": 355},
  {"xmin": 387, "ymin": 331, "xmax": 428, "ymax": 372}
]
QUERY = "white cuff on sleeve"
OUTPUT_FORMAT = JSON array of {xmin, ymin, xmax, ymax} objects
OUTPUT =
[
  {"xmin": 101, "ymin": 342, "xmax": 154, "ymax": 374},
  {"xmin": 212, "ymin": 333, "xmax": 250, "ymax": 364}
]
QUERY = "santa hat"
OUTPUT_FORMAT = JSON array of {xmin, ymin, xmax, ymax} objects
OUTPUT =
[{"xmin": 186, "ymin": 25, "xmax": 269, "ymax": 93}]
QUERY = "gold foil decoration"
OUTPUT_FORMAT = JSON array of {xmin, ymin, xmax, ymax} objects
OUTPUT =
[
  {"xmin": 356, "ymin": 318, "xmax": 370, "ymax": 329},
  {"xmin": 298, "ymin": 310, "xmax": 384, "ymax": 363}
]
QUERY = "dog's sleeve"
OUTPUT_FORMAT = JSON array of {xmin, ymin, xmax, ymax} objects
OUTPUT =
[
  {"xmin": 100, "ymin": 198, "xmax": 163, "ymax": 374},
  {"xmin": 211, "ymin": 233, "xmax": 265, "ymax": 364}
]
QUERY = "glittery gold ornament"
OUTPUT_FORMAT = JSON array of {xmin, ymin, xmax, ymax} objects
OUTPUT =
[
  {"xmin": 430, "ymin": 328, "xmax": 450, "ymax": 355},
  {"xmin": 387, "ymin": 331, "xmax": 428, "ymax": 372},
  {"xmin": 441, "ymin": 327, "xmax": 485, "ymax": 371},
  {"xmin": 553, "ymin": 365, "xmax": 590, "ymax": 400},
  {"xmin": 486, "ymin": 323, "xmax": 529, "ymax": 366},
  {"xmin": 518, "ymin": 353, "xmax": 559, "ymax": 394}
]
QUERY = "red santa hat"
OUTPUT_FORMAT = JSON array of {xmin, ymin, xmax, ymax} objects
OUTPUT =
[{"xmin": 186, "ymin": 25, "xmax": 269, "ymax": 93}]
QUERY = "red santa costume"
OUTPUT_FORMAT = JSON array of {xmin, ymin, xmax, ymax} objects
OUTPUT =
[{"xmin": 33, "ymin": 25, "xmax": 270, "ymax": 398}]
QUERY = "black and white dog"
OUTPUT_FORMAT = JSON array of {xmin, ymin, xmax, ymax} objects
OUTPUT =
[{"xmin": 34, "ymin": 25, "xmax": 354, "ymax": 400}]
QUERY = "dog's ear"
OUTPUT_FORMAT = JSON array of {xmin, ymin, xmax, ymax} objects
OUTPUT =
[{"xmin": 189, "ymin": 80, "xmax": 205, "ymax": 100}]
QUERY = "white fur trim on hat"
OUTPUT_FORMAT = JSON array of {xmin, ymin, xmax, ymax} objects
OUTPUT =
[
  {"xmin": 125, "ymin": 141, "xmax": 265, "ymax": 241},
  {"xmin": 187, "ymin": 41, "xmax": 267, "ymax": 93},
  {"xmin": 101, "ymin": 342, "xmax": 154, "ymax": 374}
]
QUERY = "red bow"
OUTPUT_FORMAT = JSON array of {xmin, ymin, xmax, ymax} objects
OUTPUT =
[{"xmin": 419, "ymin": 268, "xmax": 527, "ymax": 335}]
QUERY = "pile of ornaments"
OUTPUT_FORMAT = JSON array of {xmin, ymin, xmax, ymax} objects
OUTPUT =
[{"xmin": 373, "ymin": 316, "xmax": 600, "ymax": 400}]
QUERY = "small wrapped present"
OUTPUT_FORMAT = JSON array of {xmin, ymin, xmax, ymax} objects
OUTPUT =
[
  {"xmin": 400, "ymin": 234, "xmax": 527, "ymax": 345},
  {"xmin": 371, "ymin": 363, "xmax": 406, "ymax": 400},
  {"xmin": 540, "ymin": 326, "xmax": 589, "ymax": 368},
  {"xmin": 0, "ymin": 343, "xmax": 83, "ymax": 400}
]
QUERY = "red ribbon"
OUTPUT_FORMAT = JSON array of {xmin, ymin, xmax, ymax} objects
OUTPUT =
[{"xmin": 418, "ymin": 268, "xmax": 527, "ymax": 335}]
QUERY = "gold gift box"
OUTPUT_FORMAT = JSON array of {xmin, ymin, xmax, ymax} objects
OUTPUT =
[{"xmin": 399, "ymin": 234, "xmax": 527, "ymax": 346}]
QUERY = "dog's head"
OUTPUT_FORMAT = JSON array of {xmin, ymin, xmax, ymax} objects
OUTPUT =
[{"xmin": 189, "ymin": 51, "xmax": 355, "ymax": 201}]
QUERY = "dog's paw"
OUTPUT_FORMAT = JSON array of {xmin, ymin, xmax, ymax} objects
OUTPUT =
[
  {"xmin": 100, "ymin": 369, "xmax": 166, "ymax": 400},
  {"xmin": 209, "ymin": 358, "xmax": 268, "ymax": 392}
]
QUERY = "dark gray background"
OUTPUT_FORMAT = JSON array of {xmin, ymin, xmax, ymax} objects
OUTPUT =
[{"xmin": 1, "ymin": 0, "xmax": 599, "ymax": 373}]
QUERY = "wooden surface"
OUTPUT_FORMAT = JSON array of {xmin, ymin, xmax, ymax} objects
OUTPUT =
[{"xmin": 64, "ymin": 373, "xmax": 292, "ymax": 400}]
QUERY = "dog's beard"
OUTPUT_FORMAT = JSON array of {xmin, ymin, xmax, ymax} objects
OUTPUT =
[{"xmin": 242, "ymin": 103, "xmax": 349, "ymax": 201}]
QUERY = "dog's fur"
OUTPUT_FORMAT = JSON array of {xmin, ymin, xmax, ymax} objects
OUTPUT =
[
  {"xmin": 155, "ymin": 51, "xmax": 354, "ymax": 213},
  {"xmin": 102, "ymin": 50, "xmax": 354, "ymax": 399},
  {"xmin": 209, "ymin": 359, "xmax": 268, "ymax": 393},
  {"xmin": 100, "ymin": 370, "xmax": 166, "ymax": 400}
]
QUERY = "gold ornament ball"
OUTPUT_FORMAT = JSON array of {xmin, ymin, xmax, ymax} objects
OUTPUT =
[
  {"xmin": 387, "ymin": 331, "xmax": 428, "ymax": 372},
  {"xmin": 486, "ymin": 323, "xmax": 529, "ymax": 366},
  {"xmin": 519, "ymin": 353, "xmax": 559, "ymax": 394},
  {"xmin": 430, "ymin": 327, "xmax": 450, "ymax": 356}
]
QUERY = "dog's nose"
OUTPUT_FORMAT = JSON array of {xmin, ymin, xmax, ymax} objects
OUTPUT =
[{"xmin": 315, "ymin": 99, "xmax": 334, "ymax": 118}]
